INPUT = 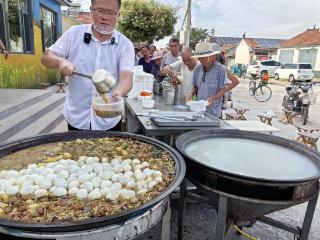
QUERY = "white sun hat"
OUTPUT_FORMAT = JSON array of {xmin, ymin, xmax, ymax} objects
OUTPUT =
[
  {"xmin": 151, "ymin": 51, "xmax": 163, "ymax": 60},
  {"xmin": 192, "ymin": 42, "xmax": 221, "ymax": 58}
]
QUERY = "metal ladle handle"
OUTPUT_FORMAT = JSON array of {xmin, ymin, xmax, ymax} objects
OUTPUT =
[{"xmin": 73, "ymin": 71, "xmax": 92, "ymax": 79}]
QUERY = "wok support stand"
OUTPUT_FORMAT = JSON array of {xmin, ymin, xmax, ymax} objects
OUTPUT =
[
  {"xmin": 177, "ymin": 179, "xmax": 319, "ymax": 240},
  {"xmin": 0, "ymin": 198, "xmax": 171, "ymax": 240}
]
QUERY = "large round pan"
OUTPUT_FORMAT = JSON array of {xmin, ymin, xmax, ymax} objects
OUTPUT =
[
  {"xmin": 176, "ymin": 129, "xmax": 320, "ymax": 183},
  {"xmin": 176, "ymin": 129, "xmax": 320, "ymax": 201},
  {"xmin": 0, "ymin": 131, "xmax": 186, "ymax": 232}
]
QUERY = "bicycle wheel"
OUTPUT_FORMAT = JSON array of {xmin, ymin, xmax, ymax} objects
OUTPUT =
[
  {"xmin": 249, "ymin": 81, "xmax": 255, "ymax": 96},
  {"xmin": 254, "ymin": 85, "xmax": 272, "ymax": 102}
]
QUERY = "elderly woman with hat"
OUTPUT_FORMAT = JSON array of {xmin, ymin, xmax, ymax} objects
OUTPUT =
[
  {"xmin": 150, "ymin": 51, "xmax": 165, "ymax": 82},
  {"xmin": 186, "ymin": 42, "xmax": 238, "ymax": 118}
]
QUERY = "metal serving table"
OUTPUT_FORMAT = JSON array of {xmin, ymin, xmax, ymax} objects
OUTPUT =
[{"xmin": 124, "ymin": 96, "xmax": 234, "ymax": 139}]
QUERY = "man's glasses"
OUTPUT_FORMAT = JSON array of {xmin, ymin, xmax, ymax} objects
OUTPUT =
[{"xmin": 92, "ymin": 8, "xmax": 118, "ymax": 17}]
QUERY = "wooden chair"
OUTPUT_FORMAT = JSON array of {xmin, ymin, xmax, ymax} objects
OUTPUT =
[
  {"xmin": 297, "ymin": 132, "xmax": 320, "ymax": 151},
  {"xmin": 294, "ymin": 124, "xmax": 320, "ymax": 143},
  {"xmin": 39, "ymin": 82, "xmax": 50, "ymax": 90},
  {"xmin": 225, "ymin": 112, "xmax": 239, "ymax": 120},
  {"xmin": 257, "ymin": 111, "xmax": 277, "ymax": 126},
  {"xmin": 56, "ymin": 82, "xmax": 68, "ymax": 93},
  {"xmin": 232, "ymin": 106, "xmax": 249, "ymax": 120},
  {"xmin": 279, "ymin": 109, "xmax": 298, "ymax": 125},
  {"xmin": 56, "ymin": 75, "xmax": 68, "ymax": 93}
]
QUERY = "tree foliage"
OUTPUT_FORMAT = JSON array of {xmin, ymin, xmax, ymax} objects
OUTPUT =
[
  {"xmin": 118, "ymin": 0, "xmax": 178, "ymax": 43},
  {"xmin": 189, "ymin": 27, "xmax": 209, "ymax": 50}
]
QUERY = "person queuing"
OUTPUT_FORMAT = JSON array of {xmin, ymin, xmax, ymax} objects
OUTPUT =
[
  {"xmin": 212, "ymin": 43, "xmax": 240, "ymax": 109},
  {"xmin": 187, "ymin": 42, "xmax": 238, "ymax": 118},
  {"xmin": 138, "ymin": 45, "xmax": 153, "ymax": 73},
  {"xmin": 164, "ymin": 47, "xmax": 199, "ymax": 103},
  {"xmin": 150, "ymin": 51, "xmax": 165, "ymax": 82},
  {"xmin": 134, "ymin": 44, "xmax": 140, "ymax": 66},
  {"xmin": 149, "ymin": 45, "xmax": 156, "ymax": 58},
  {"xmin": 161, "ymin": 37, "xmax": 180, "ymax": 68}
]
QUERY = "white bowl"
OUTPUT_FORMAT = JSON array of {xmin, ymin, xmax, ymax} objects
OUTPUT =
[
  {"xmin": 142, "ymin": 99, "xmax": 155, "ymax": 109},
  {"xmin": 186, "ymin": 100, "xmax": 209, "ymax": 112}
]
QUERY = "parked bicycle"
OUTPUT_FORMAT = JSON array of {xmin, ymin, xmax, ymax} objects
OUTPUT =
[{"xmin": 248, "ymin": 74, "xmax": 272, "ymax": 102}]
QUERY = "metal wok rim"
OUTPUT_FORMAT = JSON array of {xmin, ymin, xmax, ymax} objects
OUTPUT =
[
  {"xmin": 0, "ymin": 131, "xmax": 186, "ymax": 232},
  {"xmin": 191, "ymin": 177, "xmax": 319, "ymax": 206},
  {"xmin": 175, "ymin": 129, "xmax": 320, "ymax": 184}
]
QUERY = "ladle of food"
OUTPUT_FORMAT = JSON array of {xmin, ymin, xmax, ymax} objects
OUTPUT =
[{"xmin": 73, "ymin": 69, "xmax": 117, "ymax": 103}]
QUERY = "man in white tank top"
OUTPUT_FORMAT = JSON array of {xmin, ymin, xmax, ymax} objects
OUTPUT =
[{"xmin": 163, "ymin": 47, "xmax": 199, "ymax": 104}]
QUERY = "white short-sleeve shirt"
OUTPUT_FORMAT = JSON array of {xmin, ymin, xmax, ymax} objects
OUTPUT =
[
  {"xmin": 49, "ymin": 24, "xmax": 134, "ymax": 130},
  {"xmin": 161, "ymin": 52, "xmax": 180, "ymax": 68}
]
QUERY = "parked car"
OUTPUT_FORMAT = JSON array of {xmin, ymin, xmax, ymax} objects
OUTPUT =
[
  {"xmin": 247, "ymin": 60, "xmax": 282, "ymax": 77},
  {"xmin": 274, "ymin": 63, "xmax": 314, "ymax": 82}
]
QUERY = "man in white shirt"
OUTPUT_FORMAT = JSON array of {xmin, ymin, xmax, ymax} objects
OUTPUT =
[
  {"xmin": 161, "ymin": 37, "xmax": 180, "ymax": 68},
  {"xmin": 41, "ymin": 0, "xmax": 134, "ymax": 131},
  {"xmin": 164, "ymin": 47, "xmax": 198, "ymax": 103}
]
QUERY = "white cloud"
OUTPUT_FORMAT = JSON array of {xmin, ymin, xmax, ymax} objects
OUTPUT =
[{"xmin": 189, "ymin": 0, "xmax": 320, "ymax": 39}]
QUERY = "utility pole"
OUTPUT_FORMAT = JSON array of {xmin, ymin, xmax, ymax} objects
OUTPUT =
[{"xmin": 183, "ymin": 0, "xmax": 191, "ymax": 47}]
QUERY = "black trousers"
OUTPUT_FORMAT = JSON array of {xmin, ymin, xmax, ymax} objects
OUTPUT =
[{"xmin": 67, "ymin": 120, "xmax": 122, "ymax": 132}]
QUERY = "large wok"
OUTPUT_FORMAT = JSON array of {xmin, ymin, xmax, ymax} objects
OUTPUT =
[
  {"xmin": 0, "ymin": 131, "xmax": 186, "ymax": 232},
  {"xmin": 175, "ymin": 129, "xmax": 320, "ymax": 221}
]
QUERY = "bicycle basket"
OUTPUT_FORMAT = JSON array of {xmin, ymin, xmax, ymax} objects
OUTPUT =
[{"xmin": 261, "ymin": 76, "xmax": 269, "ymax": 84}]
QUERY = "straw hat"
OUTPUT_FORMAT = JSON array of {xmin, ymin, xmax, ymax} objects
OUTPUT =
[
  {"xmin": 192, "ymin": 42, "xmax": 220, "ymax": 58},
  {"xmin": 212, "ymin": 43, "xmax": 222, "ymax": 52},
  {"xmin": 151, "ymin": 51, "xmax": 163, "ymax": 60}
]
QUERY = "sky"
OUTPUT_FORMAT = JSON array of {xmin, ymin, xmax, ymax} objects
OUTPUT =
[{"xmin": 78, "ymin": 0, "xmax": 320, "ymax": 47}]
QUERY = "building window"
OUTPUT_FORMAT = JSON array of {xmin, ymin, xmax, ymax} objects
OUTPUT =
[
  {"xmin": 6, "ymin": 0, "xmax": 33, "ymax": 53},
  {"xmin": 279, "ymin": 49, "xmax": 294, "ymax": 64},
  {"xmin": 40, "ymin": 6, "xmax": 57, "ymax": 51}
]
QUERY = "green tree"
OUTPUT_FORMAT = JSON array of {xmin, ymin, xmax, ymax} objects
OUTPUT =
[
  {"xmin": 174, "ymin": 27, "xmax": 209, "ymax": 49},
  {"xmin": 189, "ymin": 27, "xmax": 209, "ymax": 50},
  {"xmin": 118, "ymin": 0, "xmax": 178, "ymax": 43}
]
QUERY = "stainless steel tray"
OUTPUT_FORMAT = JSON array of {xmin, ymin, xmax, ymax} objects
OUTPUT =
[{"xmin": 150, "ymin": 112, "xmax": 221, "ymax": 127}]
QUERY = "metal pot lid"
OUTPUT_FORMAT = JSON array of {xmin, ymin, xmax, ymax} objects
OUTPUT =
[{"xmin": 176, "ymin": 130, "xmax": 320, "ymax": 182}]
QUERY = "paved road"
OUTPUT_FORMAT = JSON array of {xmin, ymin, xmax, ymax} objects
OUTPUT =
[{"xmin": 1, "ymin": 79, "xmax": 319, "ymax": 240}]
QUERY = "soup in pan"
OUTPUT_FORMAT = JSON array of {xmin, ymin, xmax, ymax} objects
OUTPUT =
[{"xmin": 185, "ymin": 137, "xmax": 319, "ymax": 180}]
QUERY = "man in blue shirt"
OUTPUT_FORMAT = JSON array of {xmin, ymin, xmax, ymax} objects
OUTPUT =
[{"xmin": 187, "ymin": 42, "xmax": 238, "ymax": 118}]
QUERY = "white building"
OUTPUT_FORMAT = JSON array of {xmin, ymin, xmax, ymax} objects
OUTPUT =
[
  {"xmin": 276, "ymin": 28, "xmax": 320, "ymax": 77},
  {"xmin": 235, "ymin": 38, "xmax": 284, "ymax": 65}
]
